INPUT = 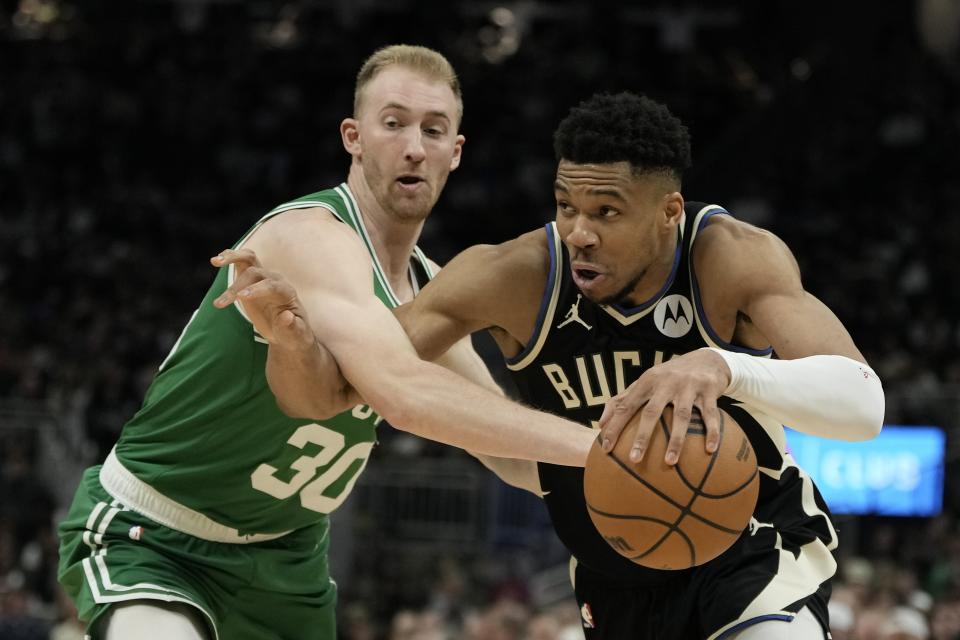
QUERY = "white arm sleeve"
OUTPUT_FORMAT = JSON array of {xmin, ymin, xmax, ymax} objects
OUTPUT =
[{"xmin": 707, "ymin": 348, "xmax": 885, "ymax": 441}]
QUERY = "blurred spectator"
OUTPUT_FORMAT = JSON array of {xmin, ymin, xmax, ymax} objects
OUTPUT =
[
  {"xmin": 879, "ymin": 606, "xmax": 931, "ymax": 639},
  {"xmin": 341, "ymin": 602, "xmax": 378, "ymax": 640},
  {"xmin": 0, "ymin": 588, "xmax": 50, "ymax": 640},
  {"xmin": 48, "ymin": 588, "xmax": 84, "ymax": 640},
  {"xmin": 1, "ymin": 0, "xmax": 959, "ymax": 637},
  {"xmin": 930, "ymin": 599, "xmax": 960, "ymax": 640}
]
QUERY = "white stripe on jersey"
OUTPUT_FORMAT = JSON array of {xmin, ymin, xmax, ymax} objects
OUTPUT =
[
  {"xmin": 708, "ymin": 404, "xmax": 838, "ymax": 636},
  {"xmin": 688, "ymin": 204, "xmax": 736, "ymax": 351},
  {"xmin": 507, "ymin": 224, "xmax": 565, "ymax": 371},
  {"xmin": 334, "ymin": 184, "xmax": 402, "ymax": 307}
]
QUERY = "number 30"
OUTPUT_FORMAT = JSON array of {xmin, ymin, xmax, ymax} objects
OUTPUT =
[{"xmin": 251, "ymin": 423, "xmax": 373, "ymax": 513}]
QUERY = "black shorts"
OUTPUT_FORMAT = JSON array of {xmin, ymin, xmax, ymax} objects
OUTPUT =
[{"xmin": 574, "ymin": 526, "xmax": 832, "ymax": 640}]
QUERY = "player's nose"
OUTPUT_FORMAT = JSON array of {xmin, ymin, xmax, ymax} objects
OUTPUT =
[
  {"xmin": 566, "ymin": 217, "xmax": 599, "ymax": 249},
  {"xmin": 403, "ymin": 129, "xmax": 426, "ymax": 163}
]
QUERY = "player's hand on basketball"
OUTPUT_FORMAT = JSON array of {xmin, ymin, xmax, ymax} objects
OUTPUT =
[
  {"xmin": 597, "ymin": 349, "xmax": 731, "ymax": 465},
  {"xmin": 210, "ymin": 249, "xmax": 314, "ymax": 351}
]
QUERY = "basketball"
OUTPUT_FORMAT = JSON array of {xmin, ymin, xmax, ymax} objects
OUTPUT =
[{"xmin": 584, "ymin": 406, "xmax": 759, "ymax": 570}]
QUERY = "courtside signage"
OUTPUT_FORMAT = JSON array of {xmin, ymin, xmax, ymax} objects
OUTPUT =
[{"xmin": 785, "ymin": 426, "xmax": 945, "ymax": 517}]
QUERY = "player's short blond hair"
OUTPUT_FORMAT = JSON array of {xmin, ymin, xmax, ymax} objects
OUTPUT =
[{"xmin": 354, "ymin": 44, "xmax": 463, "ymax": 127}]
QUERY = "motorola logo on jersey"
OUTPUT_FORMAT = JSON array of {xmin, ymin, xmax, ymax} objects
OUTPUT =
[{"xmin": 654, "ymin": 294, "xmax": 693, "ymax": 338}]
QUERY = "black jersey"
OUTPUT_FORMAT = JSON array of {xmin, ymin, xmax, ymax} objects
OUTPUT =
[{"xmin": 506, "ymin": 203, "xmax": 838, "ymax": 597}]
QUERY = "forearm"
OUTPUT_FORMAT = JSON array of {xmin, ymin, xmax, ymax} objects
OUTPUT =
[
  {"xmin": 266, "ymin": 341, "xmax": 357, "ymax": 420},
  {"xmin": 373, "ymin": 360, "xmax": 594, "ymax": 466},
  {"xmin": 434, "ymin": 340, "xmax": 548, "ymax": 491},
  {"xmin": 468, "ymin": 452, "xmax": 546, "ymax": 496},
  {"xmin": 396, "ymin": 337, "xmax": 588, "ymax": 467},
  {"xmin": 707, "ymin": 348, "xmax": 885, "ymax": 440}
]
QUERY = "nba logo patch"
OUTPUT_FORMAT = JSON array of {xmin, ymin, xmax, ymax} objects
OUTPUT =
[
  {"xmin": 580, "ymin": 602, "xmax": 595, "ymax": 628},
  {"xmin": 128, "ymin": 526, "xmax": 144, "ymax": 541}
]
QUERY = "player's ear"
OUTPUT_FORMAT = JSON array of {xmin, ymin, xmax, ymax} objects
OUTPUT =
[
  {"xmin": 663, "ymin": 191, "xmax": 684, "ymax": 228},
  {"xmin": 449, "ymin": 134, "xmax": 465, "ymax": 171},
  {"xmin": 341, "ymin": 118, "xmax": 361, "ymax": 158}
]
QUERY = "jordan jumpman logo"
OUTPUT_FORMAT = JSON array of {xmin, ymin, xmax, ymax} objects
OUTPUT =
[{"xmin": 557, "ymin": 294, "xmax": 593, "ymax": 330}]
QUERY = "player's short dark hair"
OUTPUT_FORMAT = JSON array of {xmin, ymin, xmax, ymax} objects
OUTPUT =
[{"xmin": 553, "ymin": 92, "xmax": 692, "ymax": 183}]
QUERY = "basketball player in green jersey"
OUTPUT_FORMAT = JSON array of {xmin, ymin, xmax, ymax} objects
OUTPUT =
[
  {"xmin": 57, "ymin": 45, "xmax": 597, "ymax": 640},
  {"xmin": 223, "ymin": 93, "xmax": 885, "ymax": 639}
]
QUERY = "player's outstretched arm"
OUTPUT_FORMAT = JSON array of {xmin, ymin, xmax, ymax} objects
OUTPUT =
[
  {"xmin": 214, "ymin": 211, "xmax": 594, "ymax": 467},
  {"xmin": 598, "ymin": 215, "xmax": 884, "ymax": 462},
  {"xmin": 388, "ymin": 235, "xmax": 552, "ymax": 490},
  {"xmin": 211, "ymin": 247, "xmax": 360, "ymax": 419},
  {"xmin": 433, "ymin": 337, "xmax": 546, "ymax": 496}
]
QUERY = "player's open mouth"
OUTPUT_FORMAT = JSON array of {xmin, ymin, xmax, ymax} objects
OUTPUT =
[
  {"xmin": 396, "ymin": 175, "xmax": 424, "ymax": 189},
  {"xmin": 572, "ymin": 268, "xmax": 605, "ymax": 291},
  {"xmin": 575, "ymin": 268, "xmax": 599, "ymax": 281}
]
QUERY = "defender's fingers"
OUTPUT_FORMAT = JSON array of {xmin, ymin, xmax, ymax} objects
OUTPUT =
[
  {"xmin": 212, "ymin": 266, "xmax": 271, "ymax": 308},
  {"xmin": 210, "ymin": 248, "xmax": 262, "ymax": 269},
  {"xmin": 666, "ymin": 395, "xmax": 697, "ymax": 466},
  {"xmin": 235, "ymin": 277, "xmax": 298, "ymax": 303},
  {"xmin": 629, "ymin": 398, "xmax": 667, "ymax": 463}
]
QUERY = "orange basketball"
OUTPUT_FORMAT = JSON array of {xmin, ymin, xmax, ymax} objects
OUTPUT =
[{"xmin": 584, "ymin": 406, "xmax": 759, "ymax": 570}]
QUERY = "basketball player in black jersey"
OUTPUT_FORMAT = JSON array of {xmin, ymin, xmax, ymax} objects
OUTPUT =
[{"xmin": 221, "ymin": 92, "xmax": 884, "ymax": 639}]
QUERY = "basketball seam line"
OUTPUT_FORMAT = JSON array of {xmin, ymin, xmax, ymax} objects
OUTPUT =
[
  {"xmin": 605, "ymin": 449, "xmax": 744, "ymax": 536},
  {"xmin": 635, "ymin": 413, "xmax": 727, "ymax": 565},
  {"xmin": 584, "ymin": 499, "xmax": 698, "ymax": 566},
  {"xmin": 673, "ymin": 413, "xmax": 752, "ymax": 498},
  {"xmin": 602, "ymin": 412, "xmax": 750, "ymax": 567}
]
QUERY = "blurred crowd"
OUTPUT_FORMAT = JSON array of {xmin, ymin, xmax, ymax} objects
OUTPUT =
[{"xmin": 2, "ymin": 0, "xmax": 959, "ymax": 638}]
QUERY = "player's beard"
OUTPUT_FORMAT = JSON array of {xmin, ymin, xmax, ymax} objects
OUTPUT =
[
  {"xmin": 588, "ymin": 267, "xmax": 648, "ymax": 307},
  {"xmin": 365, "ymin": 166, "xmax": 446, "ymax": 224},
  {"xmin": 383, "ymin": 182, "xmax": 434, "ymax": 223}
]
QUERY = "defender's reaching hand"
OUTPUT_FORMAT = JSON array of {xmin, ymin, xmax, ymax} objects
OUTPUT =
[{"xmin": 211, "ymin": 249, "xmax": 314, "ymax": 352}]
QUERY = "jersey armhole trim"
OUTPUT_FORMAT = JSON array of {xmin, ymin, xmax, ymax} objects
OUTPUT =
[
  {"xmin": 229, "ymin": 201, "xmax": 344, "ymax": 332},
  {"xmin": 689, "ymin": 207, "xmax": 774, "ymax": 356},
  {"xmin": 506, "ymin": 223, "xmax": 563, "ymax": 371}
]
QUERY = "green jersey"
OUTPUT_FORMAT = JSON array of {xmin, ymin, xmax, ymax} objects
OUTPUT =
[{"xmin": 111, "ymin": 183, "xmax": 434, "ymax": 536}]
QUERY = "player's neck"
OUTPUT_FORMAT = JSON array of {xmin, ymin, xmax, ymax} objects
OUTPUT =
[
  {"xmin": 623, "ymin": 227, "xmax": 680, "ymax": 306},
  {"xmin": 347, "ymin": 171, "xmax": 424, "ymax": 300}
]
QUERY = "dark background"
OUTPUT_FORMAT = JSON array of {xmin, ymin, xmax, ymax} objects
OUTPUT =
[{"xmin": 1, "ymin": 1, "xmax": 959, "ymax": 638}]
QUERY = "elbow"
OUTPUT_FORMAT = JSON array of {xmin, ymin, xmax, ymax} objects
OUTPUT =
[
  {"xmin": 842, "ymin": 380, "xmax": 886, "ymax": 441},
  {"xmin": 273, "ymin": 387, "xmax": 351, "ymax": 422},
  {"xmin": 356, "ymin": 363, "xmax": 428, "ymax": 430},
  {"xmin": 274, "ymin": 395, "xmax": 326, "ymax": 421},
  {"xmin": 855, "ymin": 402, "xmax": 885, "ymax": 441},
  {"xmin": 862, "ymin": 373, "xmax": 886, "ymax": 440},
  {"xmin": 843, "ymin": 415, "xmax": 883, "ymax": 442},
  {"xmin": 368, "ymin": 391, "xmax": 415, "ymax": 430}
]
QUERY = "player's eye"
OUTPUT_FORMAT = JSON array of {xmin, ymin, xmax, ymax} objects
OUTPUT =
[{"xmin": 599, "ymin": 206, "xmax": 619, "ymax": 218}]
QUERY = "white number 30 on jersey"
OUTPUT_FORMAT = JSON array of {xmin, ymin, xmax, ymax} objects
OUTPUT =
[{"xmin": 250, "ymin": 423, "xmax": 374, "ymax": 513}]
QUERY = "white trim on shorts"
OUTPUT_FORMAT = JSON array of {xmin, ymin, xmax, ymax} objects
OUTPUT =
[
  {"xmin": 78, "ymin": 498, "xmax": 220, "ymax": 640},
  {"xmin": 100, "ymin": 448, "xmax": 291, "ymax": 544}
]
